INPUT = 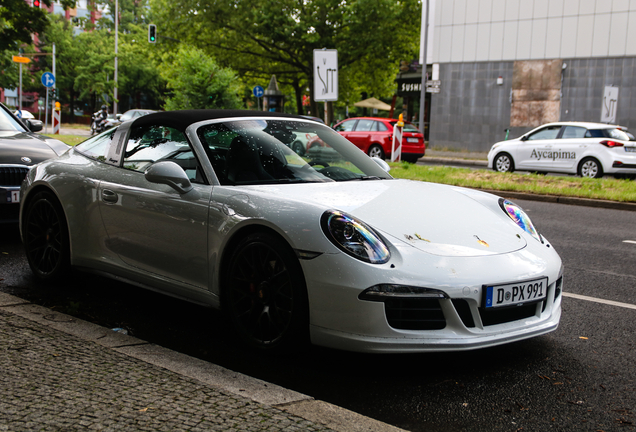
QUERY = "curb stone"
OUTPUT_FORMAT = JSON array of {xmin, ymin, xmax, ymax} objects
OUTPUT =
[{"xmin": 0, "ymin": 292, "xmax": 405, "ymax": 432}]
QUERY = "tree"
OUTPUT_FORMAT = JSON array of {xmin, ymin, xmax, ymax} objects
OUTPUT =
[
  {"xmin": 160, "ymin": 46, "xmax": 243, "ymax": 110},
  {"xmin": 0, "ymin": 0, "xmax": 76, "ymax": 51},
  {"xmin": 149, "ymin": 0, "xmax": 420, "ymax": 116}
]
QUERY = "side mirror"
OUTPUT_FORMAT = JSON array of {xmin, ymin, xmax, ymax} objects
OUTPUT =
[
  {"xmin": 26, "ymin": 119, "xmax": 43, "ymax": 132},
  {"xmin": 116, "ymin": 113, "xmax": 122, "ymax": 120},
  {"xmin": 371, "ymin": 156, "xmax": 390, "ymax": 172},
  {"xmin": 144, "ymin": 161, "xmax": 193, "ymax": 194}
]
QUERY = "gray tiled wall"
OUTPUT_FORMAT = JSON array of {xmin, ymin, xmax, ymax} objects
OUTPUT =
[{"xmin": 429, "ymin": 57, "xmax": 636, "ymax": 152}]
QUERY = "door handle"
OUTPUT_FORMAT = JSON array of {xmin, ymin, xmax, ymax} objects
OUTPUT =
[{"xmin": 101, "ymin": 189, "xmax": 118, "ymax": 204}]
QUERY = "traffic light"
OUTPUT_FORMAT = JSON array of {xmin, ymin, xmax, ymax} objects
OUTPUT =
[
  {"xmin": 33, "ymin": 0, "xmax": 40, "ymax": 6},
  {"xmin": 148, "ymin": 24, "xmax": 157, "ymax": 43}
]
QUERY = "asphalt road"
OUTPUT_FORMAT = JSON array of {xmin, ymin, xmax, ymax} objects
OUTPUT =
[{"xmin": 1, "ymin": 199, "xmax": 635, "ymax": 431}]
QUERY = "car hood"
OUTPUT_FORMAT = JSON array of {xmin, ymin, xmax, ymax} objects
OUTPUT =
[
  {"xmin": 0, "ymin": 131, "xmax": 69, "ymax": 165},
  {"xmin": 252, "ymin": 179, "xmax": 527, "ymax": 257}
]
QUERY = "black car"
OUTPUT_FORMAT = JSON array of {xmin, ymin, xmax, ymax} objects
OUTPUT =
[{"xmin": 0, "ymin": 102, "xmax": 70, "ymax": 223}]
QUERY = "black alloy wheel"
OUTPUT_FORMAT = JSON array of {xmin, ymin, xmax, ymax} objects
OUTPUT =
[
  {"xmin": 23, "ymin": 191, "xmax": 71, "ymax": 281},
  {"xmin": 226, "ymin": 232, "xmax": 308, "ymax": 350}
]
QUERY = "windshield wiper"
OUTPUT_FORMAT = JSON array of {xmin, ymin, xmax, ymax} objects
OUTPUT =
[{"xmin": 340, "ymin": 175, "xmax": 383, "ymax": 182}]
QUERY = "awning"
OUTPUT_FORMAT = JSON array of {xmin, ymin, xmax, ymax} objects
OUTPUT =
[{"xmin": 353, "ymin": 97, "xmax": 392, "ymax": 111}]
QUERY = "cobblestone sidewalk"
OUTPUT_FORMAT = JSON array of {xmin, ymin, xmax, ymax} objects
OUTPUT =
[{"xmin": 0, "ymin": 309, "xmax": 334, "ymax": 432}]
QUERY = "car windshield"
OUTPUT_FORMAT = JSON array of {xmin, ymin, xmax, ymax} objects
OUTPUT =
[
  {"xmin": 197, "ymin": 118, "xmax": 393, "ymax": 185},
  {"xmin": 0, "ymin": 104, "xmax": 27, "ymax": 132}
]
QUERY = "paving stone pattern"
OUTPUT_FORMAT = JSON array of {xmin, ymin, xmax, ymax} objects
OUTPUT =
[{"xmin": 0, "ymin": 310, "xmax": 333, "ymax": 431}]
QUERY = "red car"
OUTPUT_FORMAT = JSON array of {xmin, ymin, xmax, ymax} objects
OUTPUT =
[{"xmin": 333, "ymin": 117, "xmax": 425, "ymax": 162}]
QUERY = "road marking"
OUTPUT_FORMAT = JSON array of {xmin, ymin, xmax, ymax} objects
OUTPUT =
[
  {"xmin": 563, "ymin": 292, "xmax": 636, "ymax": 311},
  {"xmin": 623, "ymin": 240, "xmax": 636, "ymax": 245}
]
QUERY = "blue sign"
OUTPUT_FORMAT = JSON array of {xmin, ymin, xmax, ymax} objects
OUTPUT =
[
  {"xmin": 41, "ymin": 72, "xmax": 55, "ymax": 88},
  {"xmin": 253, "ymin": 85, "xmax": 264, "ymax": 98}
]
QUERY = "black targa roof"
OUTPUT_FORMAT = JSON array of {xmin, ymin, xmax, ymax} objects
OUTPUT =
[{"xmin": 131, "ymin": 109, "xmax": 307, "ymax": 132}]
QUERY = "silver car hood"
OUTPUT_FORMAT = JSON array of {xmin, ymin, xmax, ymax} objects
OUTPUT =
[{"xmin": 251, "ymin": 179, "xmax": 527, "ymax": 257}]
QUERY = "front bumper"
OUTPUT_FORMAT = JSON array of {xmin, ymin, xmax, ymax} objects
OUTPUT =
[{"xmin": 301, "ymin": 239, "xmax": 562, "ymax": 353}]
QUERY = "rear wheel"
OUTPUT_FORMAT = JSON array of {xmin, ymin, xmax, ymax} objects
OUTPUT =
[
  {"xmin": 291, "ymin": 140, "xmax": 305, "ymax": 156},
  {"xmin": 368, "ymin": 144, "xmax": 385, "ymax": 160},
  {"xmin": 578, "ymin": 157, "xmax": 603, "ymax": 178},
  {"xmin": 494, "ymin": 153, "xmax": 514, "ymax": 173},
  {"xmin": 23, "ymin": 191, "xmax": 70, "ymax": 281},
  {"xmin": 225, "ymin": 232, "xmax": 308, "ymax": 350}
]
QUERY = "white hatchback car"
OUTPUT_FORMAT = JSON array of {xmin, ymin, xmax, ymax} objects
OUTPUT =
[{"xmin": 488, "ymin": 122, "xmax": 636, "ymax": 178}]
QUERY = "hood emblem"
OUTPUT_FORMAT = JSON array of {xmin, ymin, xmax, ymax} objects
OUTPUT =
[{"xmin": 21, "ymin": 157, "xmax": 32, "ymax": 164}]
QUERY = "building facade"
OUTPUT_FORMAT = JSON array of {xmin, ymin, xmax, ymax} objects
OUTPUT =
[{"xmin": 427, "ymin": 0, "xmax": 636, "ymax": 151}]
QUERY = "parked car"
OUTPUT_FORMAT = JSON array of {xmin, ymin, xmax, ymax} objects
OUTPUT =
[
  {"xmin": 20, "ymin": 110, "xmax": 562, "ymax": 352},
  {"xmin": 14, "ymin": 110, "xmax": 35, "ymax": 119},
  {"xmin": 333, "ymin": 117, "xmax": 425, "ymax": 162},
  {"xmin": 103, "ymin": 109, "xmax": 157, "ymax": 129},
  {"xmin": 0, "ymin": 103, "xmax": 70, "ymax": 224},
  {"xmin": 488, "ymin": 121, "xmax": 636, "ymax": 178}
]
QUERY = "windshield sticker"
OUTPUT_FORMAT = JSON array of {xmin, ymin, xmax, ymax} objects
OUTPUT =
[{"xmin": 530, "ymin": 149, "xmax": 576, "ymax": 161}]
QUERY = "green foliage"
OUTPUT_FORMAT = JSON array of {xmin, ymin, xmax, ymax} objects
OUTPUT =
[
  {"xmin": 0, "ymin": 0, "xmax": 76, "ymax": 51},
  {"xmin": 149, "ymin": 0, "xmax": 420, "ymax": 114},
  {"xmin": 160, "ymin": 46, "xmax": 242, "ymax": 110}
]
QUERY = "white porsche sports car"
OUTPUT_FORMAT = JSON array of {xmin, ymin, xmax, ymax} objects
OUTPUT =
[
  {"xmin": 488, "ymin": 121, "xmax": 636, "ymax": 178},
  {"xmin": 20, "ymin": 110, "xmax": 563, "ymax": 353}
]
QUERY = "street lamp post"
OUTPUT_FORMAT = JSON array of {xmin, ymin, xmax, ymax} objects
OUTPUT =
[
  {"xmin": 113, "ymin": 0, "xmax": 118, "ymax": 115},
  {"xmin": 418, "ymin": 0, "xmax": 429, "ymax": 135}
]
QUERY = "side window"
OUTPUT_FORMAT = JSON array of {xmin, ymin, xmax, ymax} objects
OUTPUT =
[
  {"xmin": 377, "ymin": 121, "xmax": 388, "ymax": 132},
  {"xmin": 123, "ymin": 125, "xmax": 204, "ymax": 184},
  {"xmin": 585, "ymin": 129, "xmax": 605, "ymax": 138},
  {"xmin": 74, "ymin": 129, "xmax": 116, "ymax": 161},
  {"xmin": 335, "ymin": 120, "xmax": 356, "ymax": 132},
  {"xmin": 355, "ymin": 119, "xmax": 374, "ymax": 131},
  {"xmin": 561, "ymin": 126, "xmax": 586, "ymax": 139},
  {"xmin": 526, "ymin": 126, "xmax": 561, "ymax": 141}
]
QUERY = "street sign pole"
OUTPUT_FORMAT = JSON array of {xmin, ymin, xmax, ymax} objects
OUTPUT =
[
  {"xmin": 253, "ymin": 86, "xmax": 264, "ymax": 111},
  {"xmin": 418, "ymin": 0, "xmax": 429, "ymax": 133},
  {"xmin": 19, "ymin": 63, "xmax": 22, "ymax": 110},
  {"xmin": 45, "ymin": 88, "xmax": 49, "ymax": 133}
]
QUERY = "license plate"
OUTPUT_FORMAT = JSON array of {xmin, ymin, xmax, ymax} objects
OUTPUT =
[
  {"xmin": 625, "ymin": 147, "xmax": 636, "ymax": 152},
  {"xmin": 483, "ymin": 277, "xmax": 548, "ymax": 309},
  {"xmin": 406, "ymin": 137, "xmax": 419, "ymax": 143},
  {"xmin": 7, "ymin": 191, "xmax": 20, "ymax": 203}
]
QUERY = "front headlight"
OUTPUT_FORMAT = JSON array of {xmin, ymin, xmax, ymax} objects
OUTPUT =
[
  {"xmin": 321, "ymin": 210, "xmax": 390, "ymax": 264},
  {"xmin": 499, "ymin": 198, "xmax": 541, "ymax": 242}
]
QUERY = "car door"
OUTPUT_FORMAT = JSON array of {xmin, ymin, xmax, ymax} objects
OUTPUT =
[
  {"xmin": 346, "ymin": 119, "xmax": 375, "ymax": 152},
  {"xmin": 516, "ymin": 125, "xmax": 562, "ymax": 171},
  {"xmin": 97, "ymin": 123, "xmax": 211, "ymax": 292},
  {"xmin": 334, "ymin": 119, "xmax": 357, "ymax": 143},
  {"xmin": 552, "ymin": 125, "xmax": 586, "ymax": 171}
]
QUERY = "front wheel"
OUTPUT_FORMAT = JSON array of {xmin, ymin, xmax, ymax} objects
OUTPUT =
[
  {"xmin": 23, "ymin": 191, "xmax": 71, "ymax": 281},
  {"xmin": 578, "ymin": 157, "xmax": 603, "ymax": 178},
  {"xmin": 368, "ymin": 144, "xmax": 385, "ymax": 160},
  {"xmin": 225, "ymin": 232, "xmax": 308, "ymax": 350},
  {"xmin": 494, "ymin": 153, "xmax": 514, "ymax": 173}
]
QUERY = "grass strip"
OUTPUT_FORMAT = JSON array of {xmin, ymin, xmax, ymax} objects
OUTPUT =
[
  {"xmin": 389, "ymin": 162, "xmax": 636, "ymax": 202},
  {"xmin": 43, "ymin": 134, "xmax": 87, "ymax": 146}
]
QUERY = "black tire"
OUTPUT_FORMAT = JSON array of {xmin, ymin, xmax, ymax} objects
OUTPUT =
[
  {"xmin": 494, "ymin": 153, "xmax": 514, "ymax": 173},
  {"xmin": 291, "ymin": 140, "xmax": 305, "ymax": 156},
  {"xmin": 225, "ymin": 232, "xmax": 308, "ymax": 350},
  {"xmin": 368, "ymin": 144, "xmax": 385, "ymax": 160},
  {"xmin": 23, "ymin": 191, "xmax": 71, "ymax": 281},
  {"xmin": 402, "ymin": 155, "xmax": 419, "ymax": 163},
  {"xmin": 578, "ymin": 157, "xmax": 603, "ymax": 178}
]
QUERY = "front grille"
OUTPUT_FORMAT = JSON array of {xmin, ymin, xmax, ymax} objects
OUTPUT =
[
  {"xmin": 0, "ymin": 167, "xmax": 29, "ymax": 187},
  {"xmin": 452, "ymin": 299, "xmax": 476, "ymax": 328},
  {"xmin": 479, "ymin": 302, "xmax": 540, "ymax": 326},
  {"xmin": 384, "ymin": 298, "xmax": 446, "ymax": 330}
]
